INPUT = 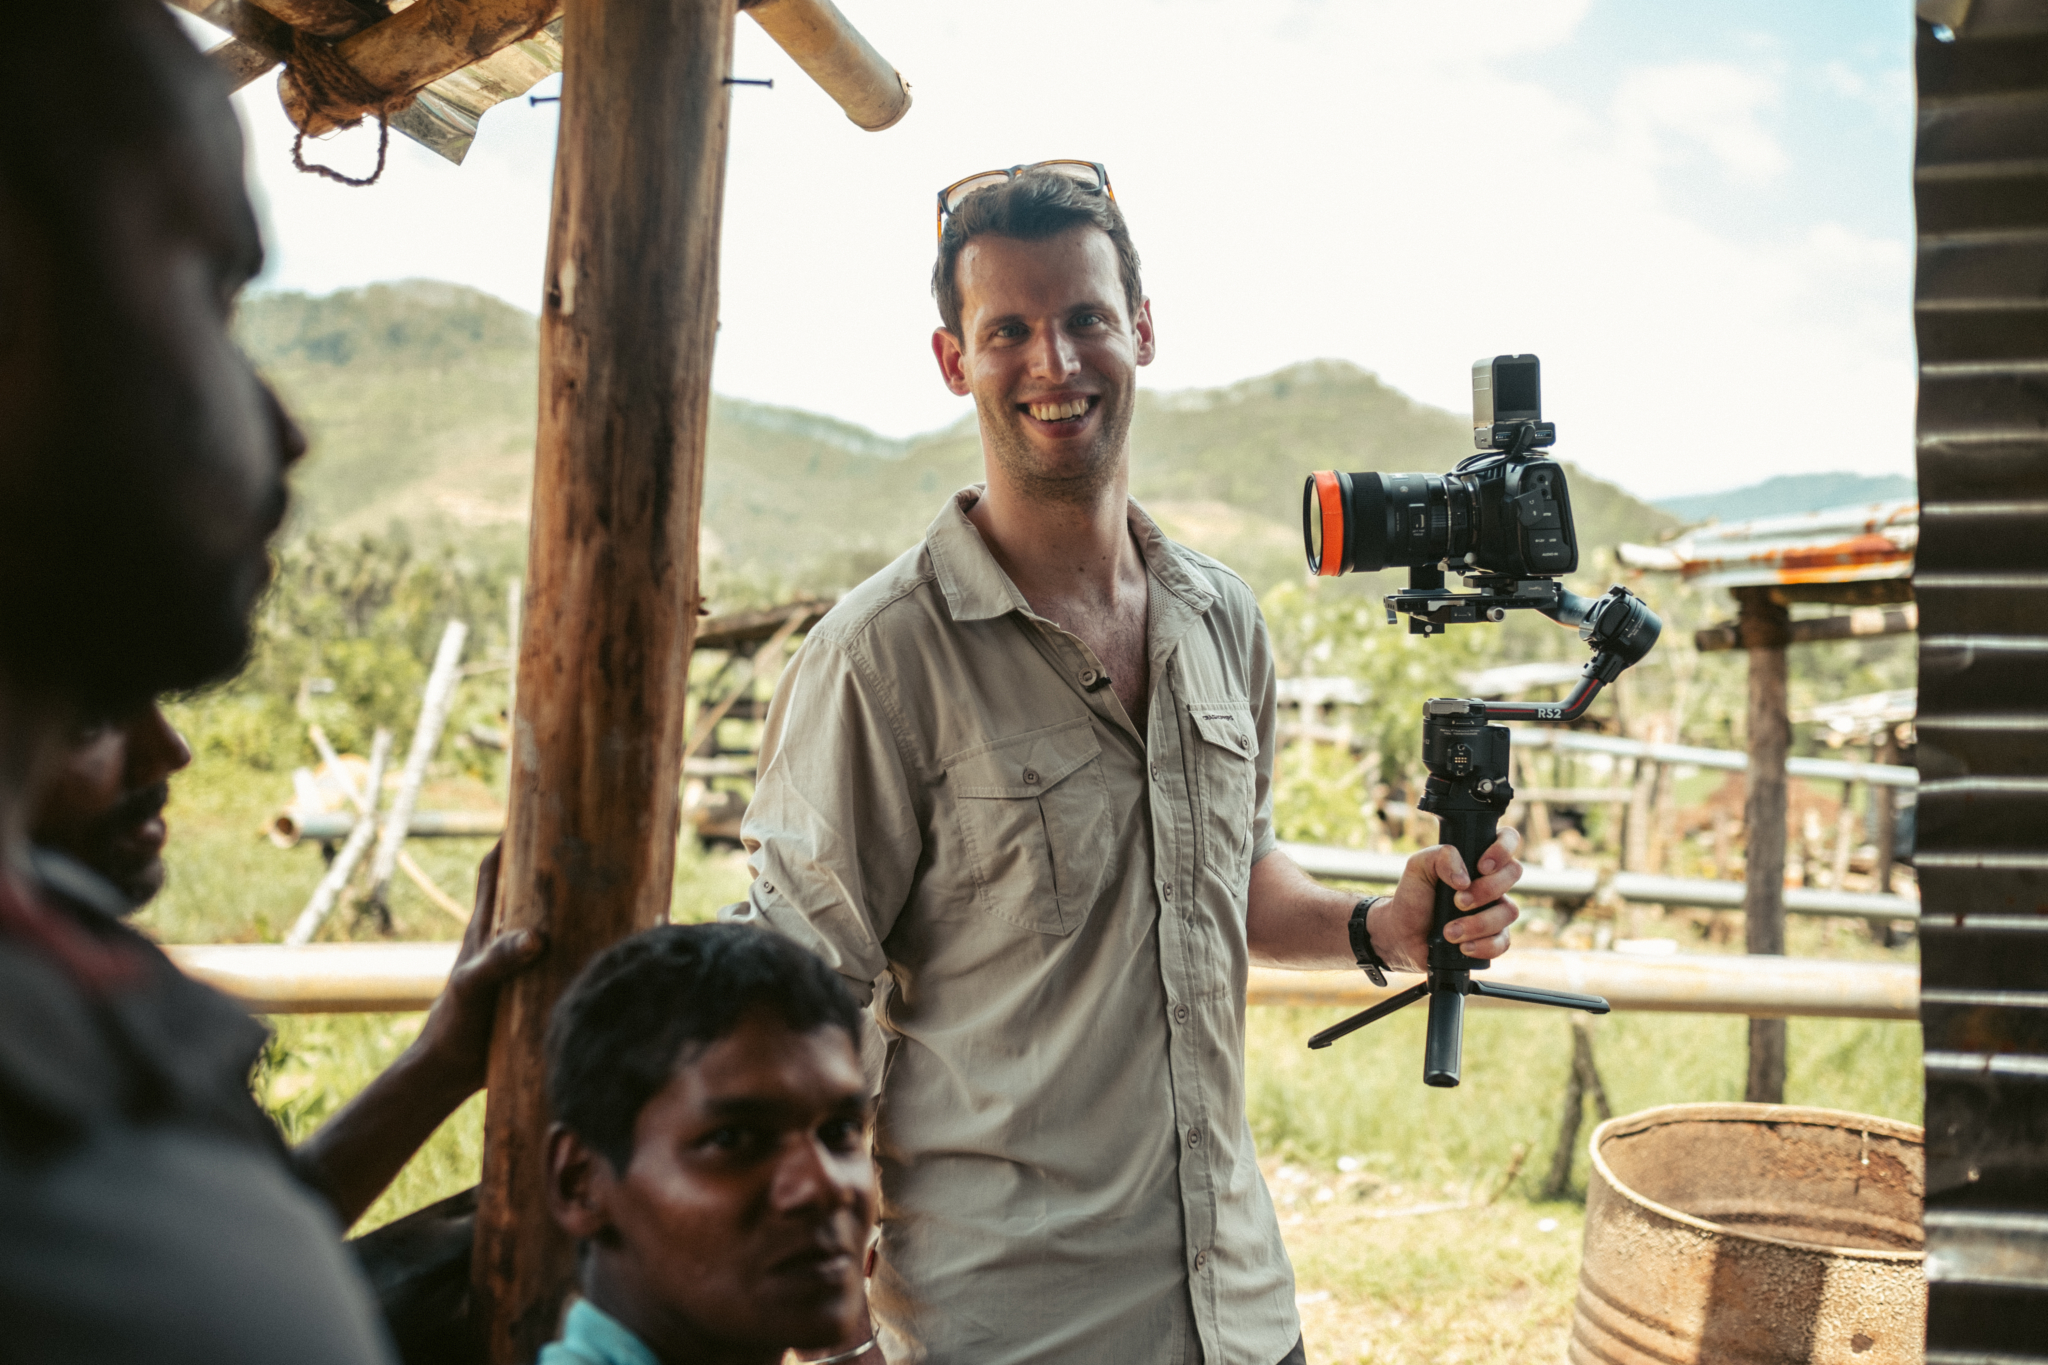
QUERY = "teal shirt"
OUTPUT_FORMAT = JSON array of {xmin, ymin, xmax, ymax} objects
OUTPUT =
[{"xmin": 537, "ymin": 1300, "xmax": 662, "ymax": 1365}]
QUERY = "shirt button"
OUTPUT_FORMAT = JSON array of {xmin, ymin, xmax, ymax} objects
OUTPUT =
[
  {"xmin": 1173, "ymin": 1003, "xmax": 1189, "ymax": 1025},
  {"xmin": 1150, "ymin": 764, "xmax": 1161, "ymax": 781},
  {"xmin": 1162, "ymin": 882, "xmax": 1174, "ymax": 900},
  {"xmin": 761, "ymin": 880, "xmax": 774, "ymax": 894},
  {"xmin": 1194, "ymin": 1250, "xmax": 1209, "ymax": 1272},
  {"xmin": 1023, "ymin": 769, "xmax": 1040, "ymax": 785},
  {"xmin": 1080, "ymin": 668, "xmax": 1098, "ymax": 686},
  {"xmin": 1187, "ymin": 1128, "xmax": 1202, "ymax": 1148}
]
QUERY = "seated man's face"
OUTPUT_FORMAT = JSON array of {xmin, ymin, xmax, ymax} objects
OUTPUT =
[
  {"xmin": 551, "ymin": 1006, "xmax": 875, "ymax": 1356},
  {"xmin": 31, "ymin": 704, "xmax": 192, "ymax": 906}
]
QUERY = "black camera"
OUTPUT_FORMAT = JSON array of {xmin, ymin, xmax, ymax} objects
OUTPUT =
[{"xmin": 1303, "ymin": 355, "xmax": 1576, "ymax": 579}]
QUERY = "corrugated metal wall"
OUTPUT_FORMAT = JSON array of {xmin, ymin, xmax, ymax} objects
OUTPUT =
[{"xmin": 1914, "ymin": 4, "xmax": 2048, "ymax": 1356}]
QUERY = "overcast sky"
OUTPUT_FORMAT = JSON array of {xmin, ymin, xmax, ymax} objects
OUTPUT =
[{"xmin": 202, "ymin": 0, "xmax": 1914, "ymax": 501}]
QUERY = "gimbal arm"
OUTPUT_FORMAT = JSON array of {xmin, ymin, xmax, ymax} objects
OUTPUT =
[{"xmin": 1481, "ymin": 586, "xmax": 1664, "ymax": 724}]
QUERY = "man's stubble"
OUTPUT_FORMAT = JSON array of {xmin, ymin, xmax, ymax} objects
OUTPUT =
[{"xmin": 974, "ymin": 388, "xmax": 1137, "ymax": 508}]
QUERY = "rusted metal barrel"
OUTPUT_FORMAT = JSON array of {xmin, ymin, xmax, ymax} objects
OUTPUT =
[{"xmin": 1571, "ymin": 1104, "xmax": 1924, "ymax": 1364}]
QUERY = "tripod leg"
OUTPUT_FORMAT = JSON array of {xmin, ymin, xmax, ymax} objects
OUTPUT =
[
  {"xmin": 1306, "ymin": 981, "xmax": 1429, "ymax": 1050},
  {"xmin": 1468, "ymin": 979, "xmax": 1611, "ymax": 1013}
]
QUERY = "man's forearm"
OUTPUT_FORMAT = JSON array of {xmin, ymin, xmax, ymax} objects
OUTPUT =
[
  {"xmin": 292, "ymin": 1040, "xmax": 477, "ymax": 1228},
  {"xmin": 1244, "ymin": 850, "xmax": 1369, "ymax": 971}
]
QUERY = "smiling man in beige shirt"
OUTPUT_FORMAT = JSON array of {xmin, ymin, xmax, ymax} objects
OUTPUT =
[{"xmin": 725, "ymin": 165, "xmax": 1525, "ymax": 1365}]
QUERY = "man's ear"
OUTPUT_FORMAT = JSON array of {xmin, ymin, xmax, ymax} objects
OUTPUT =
[
  {"xmin": 546, "ymin": 1123, "xmax": 613, "ymax": 1243},
  {"xmin": 1133, "ymin": 298, "xmax": 1156, "ymax": 368},
  {"xmin": 932, "ymin": 327, "xmax": 971, "ymax": 397}
]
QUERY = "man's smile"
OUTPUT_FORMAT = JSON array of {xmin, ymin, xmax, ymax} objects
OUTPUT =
[{"xmin": 1018, "ymin": 393, "xmax": 1099, "ymax": 430}]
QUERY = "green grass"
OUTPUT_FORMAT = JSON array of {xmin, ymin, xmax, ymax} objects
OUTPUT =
[{"xmin": 148, "ymin": 739, "xmax": 1922, "ymax": 1362}]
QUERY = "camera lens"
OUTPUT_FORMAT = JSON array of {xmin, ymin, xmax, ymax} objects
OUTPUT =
[{"xmin": 1305, "ymin": 469, "xmax": 1449, "ymax": 575}]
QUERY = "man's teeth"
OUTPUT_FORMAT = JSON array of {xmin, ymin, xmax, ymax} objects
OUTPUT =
[{"xmin": 1027, "ymin": 398, "xmax": 1091, "ymax": 422}]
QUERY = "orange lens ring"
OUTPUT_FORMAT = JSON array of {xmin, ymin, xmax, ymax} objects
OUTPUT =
[{"xmin": 1313, "ymin": 471, "xmax": 1346, "ymax": 576}]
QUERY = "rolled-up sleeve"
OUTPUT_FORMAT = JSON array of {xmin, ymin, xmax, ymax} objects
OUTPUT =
[{"xmin": 721, "ymin": 635, "xmax": 923, "ymax": 1006}]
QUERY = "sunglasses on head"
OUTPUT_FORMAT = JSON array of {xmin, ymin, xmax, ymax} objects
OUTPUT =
[{"xmin": 935, "ymin": 161, "xmax": 1113, "ymax": 238}]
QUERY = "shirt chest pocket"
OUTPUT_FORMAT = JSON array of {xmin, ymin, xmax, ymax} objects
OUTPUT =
[
  {"xmin": 1188, "ymin": 701, "xmax": 1259, "ymax": 882},
  {"xmin": 945, "ymin": 717, "xmax": 1115, "ymax": 936}
]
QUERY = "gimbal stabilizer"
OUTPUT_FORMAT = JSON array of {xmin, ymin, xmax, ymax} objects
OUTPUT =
[{"xmin": 1307, "ymin": 573, "xmax": 1663, "ymax": 1087}]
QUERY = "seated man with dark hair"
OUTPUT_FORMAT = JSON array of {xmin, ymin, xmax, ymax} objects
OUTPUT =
[{"xmin": 543, "ymin": 923, "xmax": 876, "ymax": 1365}]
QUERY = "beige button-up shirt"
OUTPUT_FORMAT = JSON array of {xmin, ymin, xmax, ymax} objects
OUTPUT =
[{"xmin": 726, "ymin": 489, "xmax": 1297, "ymax": 1365}]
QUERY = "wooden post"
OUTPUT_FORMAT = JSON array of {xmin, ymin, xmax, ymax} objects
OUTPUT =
[
  {"xmin": 1873, "ymin": 729, "xmax": 1899, "ymax": 895},
  {"xmin": 1737, "ymin": 588, "xmax": 1790, "ymax": 1104},
  {"xmin": 471, "ymin": 0, "xmax": 735, "ymax": 1359}
]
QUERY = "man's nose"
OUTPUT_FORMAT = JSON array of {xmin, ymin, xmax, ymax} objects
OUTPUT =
[
  {"xmin": 1024, "ymin": 324, "xmax": 1079, "ymax": 381},
  {"xmin": 262, "ymin": 380, "xmax": 309, "ymax": 472},
  {"xmin": 127, "ymin": 703, "xmax": 193, "ymax": 785},
  {"xmin": 771, "ymin": 1137, "xmax": 868, "ymax": 1216}
]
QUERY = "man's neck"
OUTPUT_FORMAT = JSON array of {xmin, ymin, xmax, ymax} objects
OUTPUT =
[{"xmin": 965, "ymin": 466, "xmax": 1141, "ymax": 613}]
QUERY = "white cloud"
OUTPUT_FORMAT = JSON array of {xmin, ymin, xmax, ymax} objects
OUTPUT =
[
  {"xmin": 1613, "ymin": 61, "xmax": 1789, "ymax": 182},
  {"xmin": 215, "ymin": 0, "xmax": 1912, "ymax": 499}
]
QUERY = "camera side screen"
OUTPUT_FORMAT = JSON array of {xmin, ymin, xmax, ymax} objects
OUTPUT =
[{"xmin": 1491, "ymin": 355, "xmax": 1541, "ymax": 422}]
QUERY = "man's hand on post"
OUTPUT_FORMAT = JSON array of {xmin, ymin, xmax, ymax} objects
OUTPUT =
[
  {"xmin": 409, "ymin": 840, "xmax": 546, "ymax": 1095},
  {"xmin": 1368, "ymin": 828, "xmax": 1523, "ymax": 975}
]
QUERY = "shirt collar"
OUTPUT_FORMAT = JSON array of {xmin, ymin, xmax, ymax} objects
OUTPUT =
[
  {"xmin": 549, "ymin": 1300, "xmax": 664, "ymax": 1365},
  {"xmin": 28, "ymin": 845, "xmax": 139, "ymax": 921},
  {"xmin": 924, "ymin": 485, "xmax": 1220, "ymax": 624}
]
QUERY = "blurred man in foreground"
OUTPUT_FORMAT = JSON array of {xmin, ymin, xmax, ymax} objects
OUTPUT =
[{"xmin": 0, "ymin": 4, "xmax": 535, "ymax": 1360}]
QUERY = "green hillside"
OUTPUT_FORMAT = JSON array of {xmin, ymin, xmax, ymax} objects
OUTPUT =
[{"xmin": 239, "ymin": 282, "xmax": 1675, "ymax": 606}]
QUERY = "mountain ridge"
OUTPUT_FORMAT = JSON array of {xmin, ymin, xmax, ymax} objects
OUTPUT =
[{"xmin": 240, "ymin": 280, "xmax": 1678, "ymax": 605}]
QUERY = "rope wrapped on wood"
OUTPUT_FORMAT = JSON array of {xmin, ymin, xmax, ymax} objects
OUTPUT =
[{"xmin": 284, "ymin": 28, "xmax": 417, "ymax": 187}]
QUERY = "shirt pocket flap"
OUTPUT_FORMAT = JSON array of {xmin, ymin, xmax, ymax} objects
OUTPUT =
[
  {"xmin": 1187, "ymin": 702, "xmax": 1257, "ymax": 759},
  {"xmin": 948, "ymin": 718, "xmax": 1103, "ymax": 799}
]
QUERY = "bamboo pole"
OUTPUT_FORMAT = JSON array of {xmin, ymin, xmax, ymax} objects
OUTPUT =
[
  {"xmin": 366, "ymin": 619, "xmax": 469, "ymax": 919},
  {"xmin": 744, "ymin": 0, "xmax": 911, "ymax": 130},
  {"xmin": 168, "ymin": 945, "xmax": 1925, "ymax": 1021},
  {"xmin": 308, "ymin": 722, "xmax": 465, "ymax": 919},
  {"xmin": 284, "ymin": 729, "xmax": 393, "ymax": 946},
  {"xmin": 472, "ymin": 0, "xmax": 735, "ymax": 1357},
  {"xmin": 1737, "ymin": 588, "xmax": 1791, "ymax": 1104}
]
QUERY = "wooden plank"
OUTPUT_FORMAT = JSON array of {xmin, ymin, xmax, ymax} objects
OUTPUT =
[
  {"xmin": 693, "ymin": 598, "xmax": 833, "ymax": 651},
  {"xmin": 470, "ymin": 0, "xmax": 737, "ymax": 1359},
  {"xmin": 1695, "ymin": 602, "xmax": 1918, "ymax": 653}
]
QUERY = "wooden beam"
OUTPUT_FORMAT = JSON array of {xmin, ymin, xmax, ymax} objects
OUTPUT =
[
  {"xmin": 1694, "ymin": 602, "xmax": 1917, "ymax": 653},
  {"xmin": 243, "ymin": 0, "xmax": 382, "ymax": 39},
  {"xmin": 1737, "ymin": 587, "xmax": 1791, "ymax": 1104},
  {"xmin": 471, "ymin": 0, "xmax": 736, "ymax": 1359}
]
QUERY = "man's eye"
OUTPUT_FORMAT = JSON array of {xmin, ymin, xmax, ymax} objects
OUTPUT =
[
  {"xmin": 704, "ymin": 1126, "xmax": 761, "ymax": 1156},
  {"xmin": 819, "ymin": 1118, "xmax": 866, "ymax": 1154},
  {"xmin": 1074, "ymin": 312, "xmax": 1105, "ymax": 328}
]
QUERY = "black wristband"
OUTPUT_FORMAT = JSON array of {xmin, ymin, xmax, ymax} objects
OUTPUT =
[{"xmin": 1347, "ymin": 897, "xmax": 1389, "ymax": 987}]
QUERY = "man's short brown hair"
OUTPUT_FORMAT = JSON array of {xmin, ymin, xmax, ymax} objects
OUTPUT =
[{"xmin": 931, "ymin": 171, "xmax": 1144, "ymax": 338}]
